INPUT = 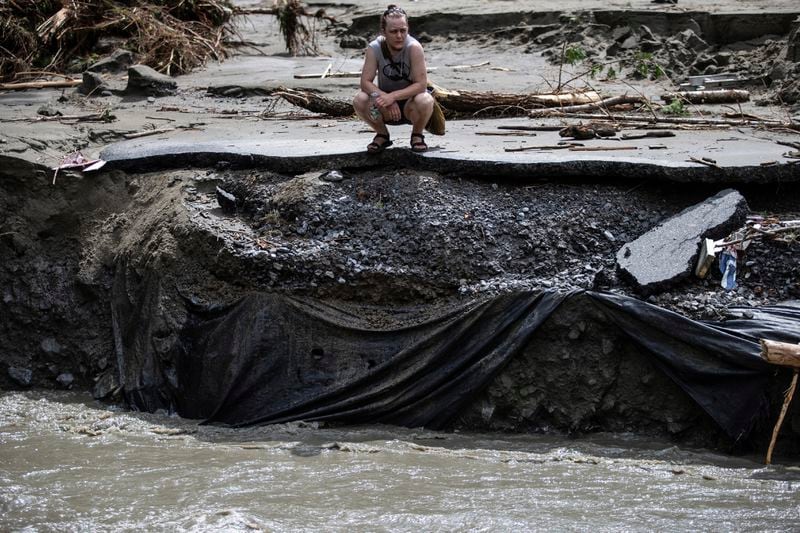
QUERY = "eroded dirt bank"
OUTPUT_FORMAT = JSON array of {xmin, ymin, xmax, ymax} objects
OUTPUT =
[
  {"xmin": 2, "ymin": 1, "xmax": 800, "ymax": 457},
  {"xmin": 1, "ymin": 164, "xmax": 798, "ymax": 455}
]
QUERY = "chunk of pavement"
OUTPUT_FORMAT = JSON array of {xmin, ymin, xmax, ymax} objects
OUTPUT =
[
  {"xmin": 125, "ymin": 64, "xmax": 177, "ymax": 97},
  {"xmin": 87, "ymin": 49, "xmax": 134, "ymax": 73},
  {"xmin": 616, "ymin": 189, "xmax": 747, "ymax": 295},
  {"xmin": 79, "ymin": 71, "xmax": 109, "ymax": 96}
]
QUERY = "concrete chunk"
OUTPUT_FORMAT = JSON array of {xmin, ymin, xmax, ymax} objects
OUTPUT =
[
  {"xmin": 616, "ymin": 189, "xmax": 747, "ymax": 295},
  {"xmin": 125, "ymin": 64, "xmax": 177, "ymax": 97}
]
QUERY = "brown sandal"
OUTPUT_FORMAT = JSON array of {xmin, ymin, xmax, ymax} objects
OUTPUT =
[
  {"xmin": 367, "ymin": 133, "xmax": 392, "ymax": 153},
  {"xmin": 410, "ymin": 133, "xmax": 427, "ymax": 152}
]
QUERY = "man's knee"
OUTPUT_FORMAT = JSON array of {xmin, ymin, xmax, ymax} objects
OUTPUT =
[
  {"xmin": 353, "ymin": 91, "xmax": 369, "ymax": 111},
  {"xmin": 412, "ymin": 91, "xmax": 434, "ymax": 110}
]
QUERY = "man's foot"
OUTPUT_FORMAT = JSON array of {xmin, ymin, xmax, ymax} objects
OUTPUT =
[
  {"xmin": 410, "ymin": 133, "xmax": 427, "ymax": 153},
  {"xmin": 367, "ymin": 133, "xmax": 392, "ymax": 153}
]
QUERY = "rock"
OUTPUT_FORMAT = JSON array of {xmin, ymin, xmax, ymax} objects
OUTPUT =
[
  {"xmin": 87, "ymin": 49, "xmax": 134, "ymax": 74},
  {"xmin": 638, "ymin": 25, "xmax": 658, "ymax": 42},
  {"xmin": 93, "ymin": 370, "xmax": 119, "ymax": 399},
  {"xmin": 640, "ymin": 40, "xmax": 661, "ymax": 53},
  {"xmin": 319, "ymin": 170, "xmax": 345, "ymax": 182},
  {"xmin": 56, "ymin": 372, "xmax": 74, "ymax": 388},
  {"xmin": 678, "ymin": 29, "xmax": 708, "ymax": 52},
  {"xmin": 616, "ymin": 189, "xmax": 748, "ymax": 295},
  {"xmin": 79, "ymin": 71, "xmax": 109, "ymax": 96},
  {"xmin": 339, "ymin": 35, "xmax": 368, "ymax": 49},
  {"xmin": 40, "ymin": 337, "xmax": 62, "ymax": 355},
  {"xmin": 125, "ymin": 64, "xmax": 177, "ymax": 97},
  {"xmin": 216, "ymin": 186, "xmax": 238, "ymax": 213},
  {"xmin": 612, "ymin": 26, "xmax": 632, "ymax": 43},
  {"xmin": 8, "ymin": 366, "xmax": 33, "ymax": 387},
  {"xmin": 619, "ymin": 35, "xmax": 640, "ymax": 50},
  {"xmin": 415, "ymin": 32, "xmax": 433, "ymax": 44},
  {"xmin": 37, "ymin": 104, "xmax": 61, "ymax": 117}
]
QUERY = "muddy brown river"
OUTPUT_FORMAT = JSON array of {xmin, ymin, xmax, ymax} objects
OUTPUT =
[{"xmin": 1, "ymin": 391, "xmax": 798, "ymax": 531}]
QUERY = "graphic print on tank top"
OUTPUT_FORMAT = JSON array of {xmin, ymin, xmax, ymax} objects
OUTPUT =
[{"xmin": 382, "ymin": 57, "xmax": 410, "ymax": 82}]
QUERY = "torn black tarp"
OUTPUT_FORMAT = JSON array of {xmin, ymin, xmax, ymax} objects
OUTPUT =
[{"xmin": 111, "ymin": 274, "xmax": 800, "ymax": 440}]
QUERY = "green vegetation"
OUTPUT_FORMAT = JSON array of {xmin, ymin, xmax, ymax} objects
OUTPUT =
[{"xmin": 661, "ymin": 98, "xmax": 689, "ymax": 116}]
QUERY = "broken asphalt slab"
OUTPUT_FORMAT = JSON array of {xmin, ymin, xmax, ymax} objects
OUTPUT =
[
  {"xmin": 615, "ymin": 188, "xmax": 748, "ymax": 295},
  {"xmin": 95, "ymin": 117, "xmax": 800, "ymax": 183}
]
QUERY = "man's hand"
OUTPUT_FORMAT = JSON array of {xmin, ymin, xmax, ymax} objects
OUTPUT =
[
  {"xmin": 376, "ymin": 93, "xmax": 401, "ymax": 122},
  {"xmin": 383, "ymin": 102, "xmax": 401, "ymax": 122},
  {"xmin": 376, "ymin": 92, "xmax": 395, "ymax": 108}
]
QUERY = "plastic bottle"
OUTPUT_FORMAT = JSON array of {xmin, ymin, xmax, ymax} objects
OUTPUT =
[{"xmin": 369, "ymin": 91, "xmax": 381, "ymax": 121}]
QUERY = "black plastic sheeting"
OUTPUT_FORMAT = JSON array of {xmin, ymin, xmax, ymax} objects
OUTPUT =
[{"xmin": 111, "ymin": 274, "xmax": 800, "ymax": 440}]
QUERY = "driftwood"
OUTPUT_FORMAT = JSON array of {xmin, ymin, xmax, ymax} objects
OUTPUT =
[
  {"xmin": 0, "ymin": 111, "xmax": 115, "ymax": 123},
  {"xmin": 504, "ymin": 143, "xmax": 582, "ymax": 152},
  {"xmin": 273, "ymin": 87, "xmax": 353, "ymax": 117},
  {"xmin": 762, "ymin": 340, "xmax": 800, "ymax": 368},
  {"xmin": 539, "ymin": 112, "xmax": 798, "ymax": 130},
  {"xmin": 620, "ymin": 131, "xmax": 676, "ymax": 140},
  {"xmin": 498, "ymin": 125, "xmax": 563, "ymax": 132},
  {"xmin": 476, "ymin": 131, "xmax": 537, "ymax": 136},
  {"xmin": 528, "ymin": 95, "xmax": 647, "ymax": 117},
  {"xmin": 569, "ymin": 145, "xmax": 638, "ymax": 152},
  {"xmin": 687, "ymin": 156, "xmax": 720, "ymax": 168},
  {"xmin": 761, "ymin": 339, "xmax": 800, "ymax": 465},
  {"xmin": 0, "ymin": 79, "xmax": 82, "ymax": 91},
  {"xmin": 431, "ymin": 87, "xmax": 601, "ymax": 114},
  {"xmin": 662, "ymin": 89, "xmax": 750, "ymax": 104}
]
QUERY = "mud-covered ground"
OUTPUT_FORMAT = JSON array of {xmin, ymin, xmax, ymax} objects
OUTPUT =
[{"xmin": 2, "ymin": 1, "xmax": 800, "ymax": 453}]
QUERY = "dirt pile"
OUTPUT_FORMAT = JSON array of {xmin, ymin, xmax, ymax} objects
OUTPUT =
[{"xmin": 211, "ymin": 168, "xmax": 800, "ymax": 318}]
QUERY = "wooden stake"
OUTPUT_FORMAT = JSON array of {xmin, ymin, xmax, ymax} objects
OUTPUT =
[
  {"xmin": 766, "ymin": 369, "xmax": 798, "ymax": 465},
  {"xmin": 762, "ymin": 339, "xmax": 800, "ymax": 465}
]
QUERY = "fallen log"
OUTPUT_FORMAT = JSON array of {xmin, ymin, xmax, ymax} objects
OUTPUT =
[
  {"xmin": 761, "ymin": 339, "xmax": 800, "ymax": 465},
  {"xmin": 662, "ymin": 89, "xmax": 750, "ymax": 104},
  {"xmin": 762, "ymin": 339, "xmax": 800, "ymax": 368},
  {"xmin": 273, "ymin": 87, "xmax": 353, "ymax": 117},
  {"xmin": 0, "ymin": 79, "xmax": 82, "ymax": 91},
  {"xmin": 528, "ymin": 95, "xmax": 648, "ymax": 117},
  {"xmin": 432, "ymin": 88, "xmax": 601, "ymax": 114}
]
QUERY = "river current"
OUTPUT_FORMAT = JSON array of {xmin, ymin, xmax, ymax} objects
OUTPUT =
[{"xmin": 1, "ymin": 391, "xmax": 798, "ymax": 532}]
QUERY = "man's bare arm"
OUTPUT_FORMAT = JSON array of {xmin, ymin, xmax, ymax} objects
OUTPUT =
[{"xmin": 360, "ymin": 47, "xmax": 381, "ymax": 95}]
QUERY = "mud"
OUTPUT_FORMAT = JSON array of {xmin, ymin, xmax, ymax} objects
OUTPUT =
[{"xmin": 1, "ymin": 1, "xmax": 800, "ymax": 454}]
